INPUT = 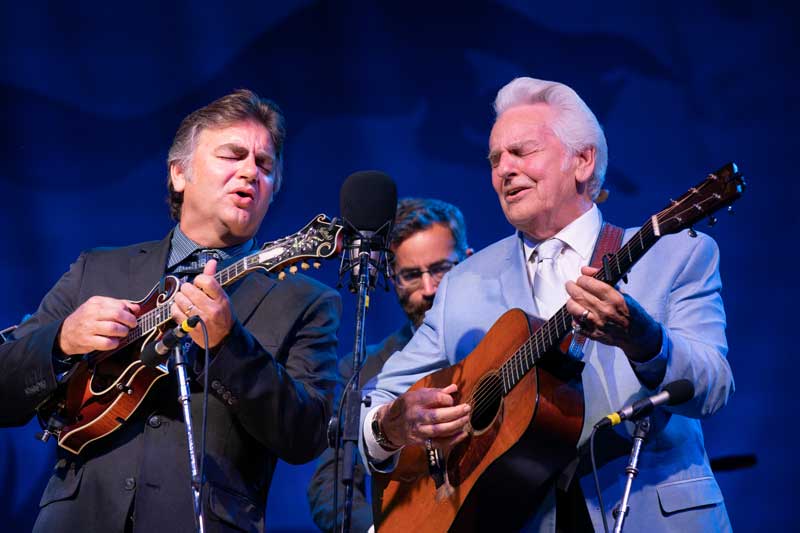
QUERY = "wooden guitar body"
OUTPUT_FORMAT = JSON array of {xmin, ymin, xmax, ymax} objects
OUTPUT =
[
  {"xmin": 372, "ymin": 309, "xmax": 585, "ymax": 532},
  {"xmin": 371, "ymin": 163, "xmax": 746, "ymax": 532},
  {"xmin": 51, "ymin": 276, "xmax": 180, "ymax": 454}
]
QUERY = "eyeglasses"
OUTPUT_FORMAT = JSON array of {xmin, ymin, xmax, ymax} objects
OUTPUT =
[{"xmin": 393, "ymin": 260, "xmax": 458, "ymax": 289}]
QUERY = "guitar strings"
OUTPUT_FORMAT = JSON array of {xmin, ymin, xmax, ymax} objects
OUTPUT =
[
  {"xmin": 468, "ymin": 220, "xmax": 663, "ymax": 421},
  {"xmin": 468, "ymin": 177, "xmax": 730, "ymax": 420},
  {"xmin": 119, "ymin": 217, "xmax": 344, "ymax": 350}
]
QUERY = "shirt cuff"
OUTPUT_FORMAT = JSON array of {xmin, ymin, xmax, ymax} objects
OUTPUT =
[
  {"xmin": 363, "ymin": 405, "xmax": 402, "ymax": 464},
  {"xmin": 628, "ymin": 324, "xmax": 670, "ymax": 389}
]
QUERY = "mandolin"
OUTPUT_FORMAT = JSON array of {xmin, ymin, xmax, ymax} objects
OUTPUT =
[
  {"xmin": 36, "ymin": 214, "xmax": 343, "ymax": 454},
  {"xmin": 372, "ymin": 163, "xmax": 746, "ymax": 532}
]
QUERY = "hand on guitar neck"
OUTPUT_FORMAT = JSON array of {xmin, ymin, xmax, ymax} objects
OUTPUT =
[
  {"xmin": 377, "ymin": 383, "xmax": 472, "ymax": 450},
  {"xmin": 170, "ymin": 259, "xmax": 234, "ymax": 349},
  {"xmin": 565, "ymin": 265, "xmax": 663, "ymax": 363}
]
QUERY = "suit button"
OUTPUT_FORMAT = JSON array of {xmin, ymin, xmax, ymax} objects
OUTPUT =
[
  {"xmin": 124, "ymin": 477, "xmax": 136, "ymax": 491},
  {"xmin": 227, "ymin": 397, "xmax": 238, "ymax": 406},
  {"xmin": 222, "ymin": 391, "xmax": 231, "ymax": 401},
  {"xmin": 211, "ymin": 380, "xmax": 221, "ymax": 391},
  {"xmin": 147, "ymin": 415, "xmax": 161, "ymax": 428}
]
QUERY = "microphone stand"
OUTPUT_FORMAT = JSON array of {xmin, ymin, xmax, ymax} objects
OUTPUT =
[
  {"xmin": 335, "ymin": 222, "xmax": 392, "ymax": 533},
  {"xmin": 612, "ymin": 416, "xmax": 650, "ymax": 533},
  {"xmin": 340, "ymin": 251, "xmax": 369, "ymax": 533},
  {"xmin": 173, "ymin": 343, "xmax": 205, "ymax": 533}
]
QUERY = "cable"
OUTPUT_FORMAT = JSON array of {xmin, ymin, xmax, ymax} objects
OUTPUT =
[
  {"xmin": 195, "ymin": 317, "xmax": 210, "ymax": 520},
  {"xmin": 333, "ymin": 369, "xmax": 360, "ymax": 533}
]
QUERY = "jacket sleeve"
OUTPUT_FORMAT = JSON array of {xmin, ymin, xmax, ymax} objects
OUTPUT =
[
  {"xmin": 0, "ymin": 253, "xmax": 87, "ymax": 426},
  {"xmin": 632, "ymin": 232, "xmax": 734, "ymax": 417},
  {"xmin": 203, "ymin": 285, "xmax": 342, "ymax": 464}
]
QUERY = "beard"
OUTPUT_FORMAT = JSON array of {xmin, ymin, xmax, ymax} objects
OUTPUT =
[{"xmin": 398, "ymin": 291, "xmax": 435, "ymax": 329}]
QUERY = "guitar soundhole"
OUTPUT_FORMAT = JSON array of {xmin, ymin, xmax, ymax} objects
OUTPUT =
[{"xmin": 469, "ymin": 373, "xmax": 503, "ymax": 432}]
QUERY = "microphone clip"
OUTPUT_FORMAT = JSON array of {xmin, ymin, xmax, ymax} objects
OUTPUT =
[{"xmin": 337, "ymin": 217, "xmax": 394, "ymax": 293}]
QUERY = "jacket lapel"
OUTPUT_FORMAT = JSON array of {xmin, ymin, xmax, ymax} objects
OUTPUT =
[
  {"xmin": 228, "ymin": 271, "xmax": 276, "ymax": 326},
  {"xmin": 128, "ymin": 233, "xmax": 172, "ymax": 297},
  {"xmin": 497, "ymin": 233, "xmax": 537, "ymax": 318}
]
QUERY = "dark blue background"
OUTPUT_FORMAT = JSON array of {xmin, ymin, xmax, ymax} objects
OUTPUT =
[{"xmin": 1, "ymin": 1, "xmax": 796, "ymax": 530}]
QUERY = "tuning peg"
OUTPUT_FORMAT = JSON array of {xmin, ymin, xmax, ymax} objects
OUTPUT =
[
  {"xmin": 313, "ymin": 261, "xmax": 321, "ymax": 269},
  {"xmin": 688, "ymin": 227, "xmax": 697, "ymax": 238},
  {"xmin": 708, "ymin": 216, "xmax": 717, "ymax": 227},
  {"xmin": 289, "ymin": 265, "xmax": 298, "ymax": 274},
  {"xmin": 278, "ymin": 271, "xmax": 287, "ymax": 280},
  {"xmin": 301, "ymin": 262, "xmax": 310, "ymax": 270}
]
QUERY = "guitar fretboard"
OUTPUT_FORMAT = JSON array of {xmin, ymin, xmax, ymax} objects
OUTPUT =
[
  {"xmin": 120, "ymin": 253, "xmax": 257, "ymax": 347},
  {"xmin": 495, "ymin": 166, "xmax": 743, "ymax": 394},
  {"xmin": 498, "ymin": 219, "xmax": 662, "ymax": 394}
]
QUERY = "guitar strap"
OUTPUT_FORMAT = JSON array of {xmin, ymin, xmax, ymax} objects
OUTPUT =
[
  {"xmin": 558, "ymin": 221, "xmax": 624, "ymax": 491},
  {"xmin": 427, "ymin": 223, "xmax": 626, "ymax": 496},
  {"xmin": 565, "ymin": 222, "xmax": 625, "ymax": 358}
]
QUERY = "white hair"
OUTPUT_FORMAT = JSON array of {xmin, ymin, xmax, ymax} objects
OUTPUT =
[{"xmin": 493, "ymin": 77, "xmax": 608, "ymax": 200}]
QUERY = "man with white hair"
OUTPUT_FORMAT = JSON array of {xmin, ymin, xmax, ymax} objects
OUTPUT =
[{"xmin": 361, "ymin": 77, "xmax": 733, "ymax": 531}]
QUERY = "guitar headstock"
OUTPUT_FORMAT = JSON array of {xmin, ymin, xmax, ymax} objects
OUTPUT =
[
  {"xmin": 655, "ymin": 162, "xmax": 746, "ymax": 236},
  {"xmin": 249, "ymin": 214, "xmax": 344, "ymax": 277}
]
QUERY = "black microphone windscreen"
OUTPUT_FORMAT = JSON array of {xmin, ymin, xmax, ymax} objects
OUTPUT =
[
  {"xmin": 663, "ymin": 379, "xmax": 695, "ymax": 405},
  {"xmin": 339, "ymin": 170, "xmax": 397, "ymax": 232}
]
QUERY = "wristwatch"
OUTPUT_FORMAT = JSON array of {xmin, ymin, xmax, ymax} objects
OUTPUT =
[{"xmin": 371, "ymin": 411, "xmax": 400, "ymax": 451}]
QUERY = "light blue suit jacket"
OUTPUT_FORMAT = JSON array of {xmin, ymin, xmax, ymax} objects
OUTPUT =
[{"xmin": 362, "ymin": 221, "xmax": 733, "ymax": 532}]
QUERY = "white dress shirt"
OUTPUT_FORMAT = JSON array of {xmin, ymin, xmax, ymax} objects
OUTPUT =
[{"xmin": 522, "ymin": 205, "xmax": 603, "ymax": 318}]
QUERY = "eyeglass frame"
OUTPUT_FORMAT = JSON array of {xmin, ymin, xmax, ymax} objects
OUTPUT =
[{"xmin": 391, "ymin": 259, "xmax": 459, "ymax": 289}]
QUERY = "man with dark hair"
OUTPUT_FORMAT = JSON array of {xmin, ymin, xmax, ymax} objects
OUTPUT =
[
  {"xmin": 0, "ymin": 89, "xmax": 341, "ymax": 532},
  {"xmin": 306, "ymin": 197, "xmax": 471, "ymax": 532}
]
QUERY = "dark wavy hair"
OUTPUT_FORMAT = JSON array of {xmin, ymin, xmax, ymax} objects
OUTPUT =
[
  {"xmin": 390, "ymin": 197, "xmax": 469, "ymax": 261},
  {"xmin": 166, "ymin": 89, "xmax": 286, "ymax": 221}
]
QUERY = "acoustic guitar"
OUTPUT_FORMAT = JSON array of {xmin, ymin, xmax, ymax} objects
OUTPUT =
[
  {"xmin": 35, "ymin": 214, "xmax": 343, "ymax": 454},
  {"xmin": 372, "ymin": 163, "xmax": 745, "ymax": 532}
]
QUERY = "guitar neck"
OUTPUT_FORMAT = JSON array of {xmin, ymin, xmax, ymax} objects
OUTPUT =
[
  {"xmin": 498, "ymin": 221, "xmax": 661, "ymax": 394},
  {"xmin": 119, "ymin": 253, "xmax": 261, "ymax": 350},
  {"xmin": 110, "ymin": 214, "xmax": 343, "ymax": 357}
]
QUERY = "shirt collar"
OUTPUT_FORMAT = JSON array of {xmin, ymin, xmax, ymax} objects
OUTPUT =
[
  {"xmin": 521, "ymin": 204, "xmax": 603, "ymax": 261},
  {"xmin": 167, "ymin": 225, "xmax": 257, "ymax": 269}
]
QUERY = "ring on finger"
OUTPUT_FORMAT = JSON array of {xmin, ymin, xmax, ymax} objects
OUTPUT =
[
  {"xmin": 186, "ymin": 304, "xmax": 195, "ymax": 313},
  {"xmin": 580, "ymin": 309, "xmax": 590, "ymax": 321}
]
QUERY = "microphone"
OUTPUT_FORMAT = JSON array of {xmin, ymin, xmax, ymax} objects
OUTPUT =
[
  {"xmin": 338, "ymin": 170, "xmax": 398, "ymax": 291},
  {"xmin": 140, "ymin": 315, "xmax": 201, "ymax": 369},
  {"xmin": 594, "ymin": 379, "xmax": 695, "ymax": 429}
]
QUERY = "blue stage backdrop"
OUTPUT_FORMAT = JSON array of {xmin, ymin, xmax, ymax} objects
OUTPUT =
[{"xmin": 1, "ymin": 1, "xmax": 796, "ymax": 530}]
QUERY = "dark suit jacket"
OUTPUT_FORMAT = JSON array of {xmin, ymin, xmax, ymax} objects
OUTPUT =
[
  {"xmin": 306, "ymin": 322, "xmax": 413, "ymax": 532},
  {"xmin": 0, "ymin": 233, "xmax": 341, "ymax": 533}
]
